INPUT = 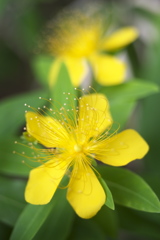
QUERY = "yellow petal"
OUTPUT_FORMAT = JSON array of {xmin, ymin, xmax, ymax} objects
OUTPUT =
[
  {"xmin": 67, "ymin": 165, "xmax": 105, "ymax": 219},
  {"xmin": 94, "ymin": 129, "xmax": 149, "ymax": 166},
  {"xmin": 25, "ymin": 159, "xmax": 68, "ymax": 204},
  {"xmin": 90, "ymin": 54, "xmax": 126, "ymax": 86},
  {"xmin": 26, "ymin": 112, "xmax": 69, "ymax": 148},
  {"xmin": 78, "ymin": 93, "xmax": 112, "ymax": 139},
  {"xmin": 64, "ymin": 58, "xmax": 89, "ymax": 87},
  {"xmin": 101, "ymin": 27, "xmax": 139, "ymax": 51},
  {"xmin": 49, "ymin": 59, "xmax": 61, "ymax": 87}
]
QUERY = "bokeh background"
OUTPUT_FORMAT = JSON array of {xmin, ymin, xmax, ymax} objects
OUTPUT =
[{"xmin": 1, "ymin": 0, "xmax": 160, "ymax": 239}]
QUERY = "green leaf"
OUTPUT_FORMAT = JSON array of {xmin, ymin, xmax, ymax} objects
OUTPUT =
[
  {"xmin": 93, "ymin": 206, "xmax": 118, "ymax": 238},
  {"xmin": 139, "ymin": 35, "xmax": 160, "ymax": 175},
  {"xmin": 100, "ymin": 80, "xmax": 159, "ymax": 127},
  {"xmin": 0, "ymin": 90, "xmax": 48, "ymax": 137},
  {"xmin": 69, "ymin": 217, "xmax": 106, "ymax": 240},
  {"xmin": 100, "ymin": 80, "xmax": 159, "ymax": 103},
  {"xmin": 118, "ymin": 206, "xmax": 160, "ymax": 239},
  {"xmin": 0, "ymin": 175, "xmax": 26, "ymax": 226},
  {"xmin": 110, "ymin": 100, "xmax": 136, "ymax": 128},
  {"xmin": 98, "ymin": 166, "xmax": 160, "ymax": 213},
  {"xmin": 0, "ymin": 137, "xmax": 39, "ymax": 176},
  {"xmin": 10, "ymin": 189, "xmax": 64, "ymax": 240},
  {"xmin": 31, "ymin": 55, "xmax": 54, "ymax": 88},
  {"xmin": 33, "ymin": 192, "xmax": 74, "ymax": 240},
  {"xmin": 52, "ymin": 62, "xmax": 76, "ymax": 111},
  {"xmin": 99, "ymin": 177, "xmax": 115, "ymax": 210},
  {"xmin": 0, "ymin": 175, "xmax": 26, "ymax": 202},
  {"xmin": 0, "ymin": 195, "xmax": 25, "ymax": 227}
]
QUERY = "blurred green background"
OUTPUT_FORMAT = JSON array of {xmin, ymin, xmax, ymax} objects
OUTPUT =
[{"xmin": 0, "ymin": 0, "xmax": 160, "ymax": 239}]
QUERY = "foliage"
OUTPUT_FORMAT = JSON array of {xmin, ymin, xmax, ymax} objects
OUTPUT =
[{"xmin": 0, "ymin": 1, "xmax": 160, "ymax": 239}]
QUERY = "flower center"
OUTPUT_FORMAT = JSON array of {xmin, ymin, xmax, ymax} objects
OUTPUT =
[
  {"xmin": 47, "ymin": 13, "xmax": 102, "ymax": 58},
  {"xmin": 74, "ymin": 144, "xmax": 83, "ymax": 153}
]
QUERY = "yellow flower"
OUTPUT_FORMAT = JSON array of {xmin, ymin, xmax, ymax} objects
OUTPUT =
[
  {"xmin": 47, "ymin": 12, "xmax": 138, "ymax": 87},
  {"xmin": 24, "ymin": 92, "xmax": 148, "ymax": 219}
]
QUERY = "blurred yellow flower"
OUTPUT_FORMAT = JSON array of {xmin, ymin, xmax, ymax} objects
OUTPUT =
[
  {"xmin": 24, "ymin": 92, "xmax": 148, "ymax": 219},
  {"xmin": 47, "ymin": 12, "xmax": 138, "ymax": 86}
]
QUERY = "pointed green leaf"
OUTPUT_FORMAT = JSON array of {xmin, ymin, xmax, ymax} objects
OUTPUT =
[
  {"xmin": 99, "ymin": 177, "xmax": 115, "ymax": 210},
  {"xmin": 52, "ymin": 62, "xmax": 76, "ymax": 111},
  {"xmin": 117, "ymin": 206, "xmax": 160, "ymax": 239},
  {"xmin": 33, "ymin": 193, "xmax": 74, "ymax": 240},
  {"xmin": 69, "ymin": 217, "xmax": 106, "ymax": 240},
  {"xmin": 10, "ymin": 204, "xmax": 53, "ymax": 240},
  {"xmin": 0, "ymin": 195, "xmax": 25, "ymax": 227},
  {"xmin": 98, "ymin": 166, "xmax": 160, "ymax": 213},
  {"xmin": 10, "ymin": 189, "xmax": 64, "ymax": 240},
  {"xmin": 93, "ymin": 205, "xmax": 118, "ymax": 238},
  {"xmin": 0, "ymin": 90, "xmax": 48, "ymax": 137},
  {"xmin": 100, "ymin": 80, "xmax": 159, "ymax": 103},
  {"xmin": 0, "ymin": 137, "xmax": 39, "ymax": 176},
  {"xmin": 0, "ymin": 176, "xmax": 26, "ymax": 226},
  {"xmin": 0, "ymin": 176, "xmax": 26, "ymax": 203},
  {"xmin": 110, "ymin": 100, "xmax": 136, "ymax": 128},
  {"xmin": 99, "ymin": 80, "xmax": 158, "ymax": 128}
]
